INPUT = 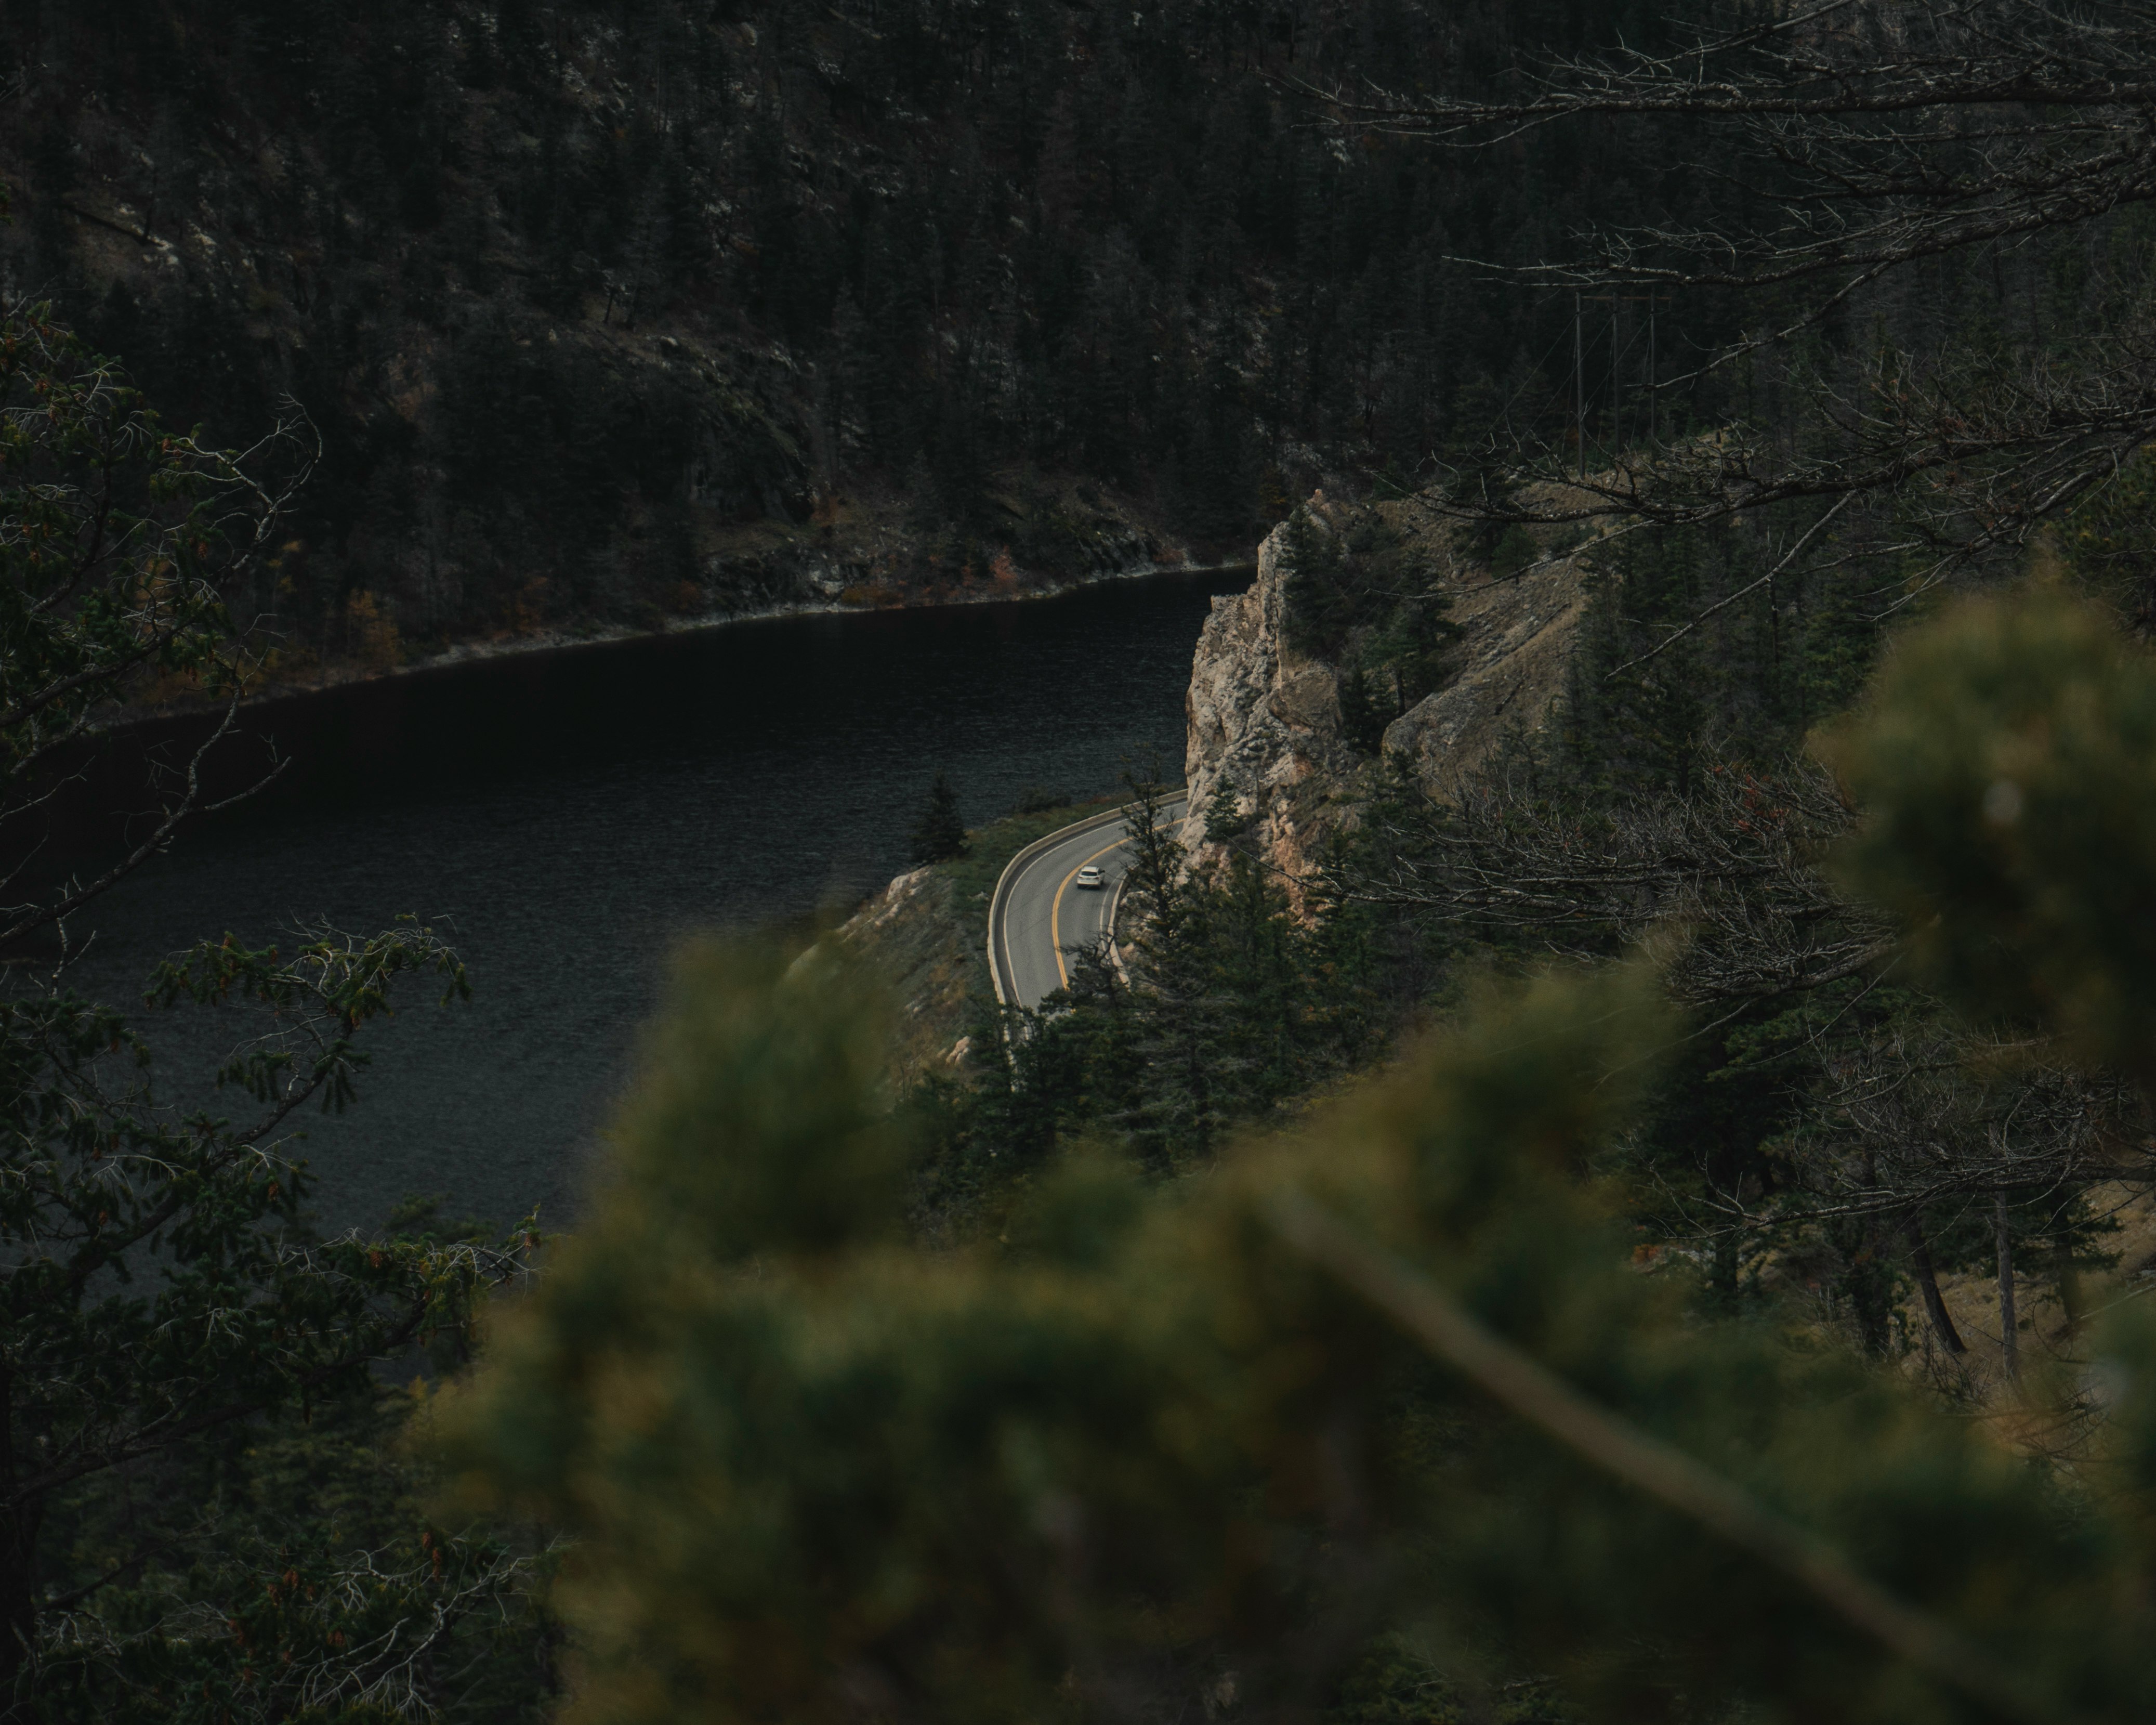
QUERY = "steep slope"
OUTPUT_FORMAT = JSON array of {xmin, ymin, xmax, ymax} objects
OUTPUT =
[
  {"xmin": 1186, "ymin": 500, "xmax": 1585, "ymax": 879},
  {"xmin": 1183, "ymin": 504, "xmax": 1359, "ymax": 890},
  {"xmin": 1, "ymin": 2, "xmax": 1705, "ymax": 679},
  {"xmin": 1376, "ymin": 519, "xmax": 1588, "ymax": 798}
]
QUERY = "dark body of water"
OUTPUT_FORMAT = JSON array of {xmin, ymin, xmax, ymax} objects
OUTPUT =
[{"xmin": 61, "ymin": 568, "xmax": 1252, "ymax": 1235}]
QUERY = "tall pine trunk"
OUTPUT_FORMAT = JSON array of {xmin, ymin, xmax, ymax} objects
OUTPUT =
[
  {"xmin": 1904, "ymin": 1218, "xmax": 1966, "ymax": 1355},
  {"xmin": 1995, "ymin": 1195, "xmax": 2019, "ymax": 1385}
]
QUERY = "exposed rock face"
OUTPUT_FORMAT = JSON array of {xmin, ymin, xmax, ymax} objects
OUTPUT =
[
  {"xmin": 1379, "ymin": 544, "xmax": 1586, "ymax": 799},
  {"xmin": 1184, "ymin": 508, "xmax": 1358, "ymax": 893},
  {"xmin": 1184, "ymin": 498, "xmax": 1585, "ymax": 884}
]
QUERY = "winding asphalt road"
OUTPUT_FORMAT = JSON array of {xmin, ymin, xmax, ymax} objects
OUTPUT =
[{"xmin": 988, "ymin": 797, "xmax": 1189, "ymax": 1011}]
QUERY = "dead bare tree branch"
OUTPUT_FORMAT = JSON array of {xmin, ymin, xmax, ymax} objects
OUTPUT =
[
  {"xmin": 1321, "ymin": 759, "xmax": 1891, "ymax": 1005},
  {"xmin": 1310, "ymin": 1, "xmax": 2156, "ymax": 593}
]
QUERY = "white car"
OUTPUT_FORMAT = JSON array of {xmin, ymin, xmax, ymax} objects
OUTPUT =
[{"xmin": 1073, "ymin": 864, "xmax": 1106, "ymax": 890}]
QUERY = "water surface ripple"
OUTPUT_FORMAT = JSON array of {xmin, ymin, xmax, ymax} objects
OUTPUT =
[{"xmin": 65, "ymin": 569, "xmax": 1251, "ymax": 1234}]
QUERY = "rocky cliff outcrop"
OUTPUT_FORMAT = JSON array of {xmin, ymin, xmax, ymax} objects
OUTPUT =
[
  {"xmin": 1185, "ymin": 498, "xmax": 1587, "ymax": 883},
  {"xmin": 1184, "ymin": 504, "xmax": 1359, "ymax": 892}
]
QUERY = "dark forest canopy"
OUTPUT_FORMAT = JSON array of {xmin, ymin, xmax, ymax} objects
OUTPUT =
[
  {"xmin": 0, "ymin": 0, "xmax": 1696, "ymax": 658},
  {"xmin": 22, "ymin": 3, "xmax": 2156, "ymax": 1721}
]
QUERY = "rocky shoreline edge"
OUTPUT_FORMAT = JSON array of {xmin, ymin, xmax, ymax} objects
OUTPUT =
[{"xmin": 106, "ymin": 555, "xmax": 1258, "ymax": 732}]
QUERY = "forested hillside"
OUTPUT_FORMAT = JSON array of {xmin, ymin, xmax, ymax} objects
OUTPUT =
[
  {"xmin": 22, "ymin": 1, "xmax": 2156, "ymax": 1720},
  {"xmin": 1, "ymin": 0, "xmax": 1682, "ymax": 668}
]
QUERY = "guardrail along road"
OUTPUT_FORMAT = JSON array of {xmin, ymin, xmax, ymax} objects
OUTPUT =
[{"xmin": 987, "ymin": 796, "xmax": 1189, "ymax": 1013}]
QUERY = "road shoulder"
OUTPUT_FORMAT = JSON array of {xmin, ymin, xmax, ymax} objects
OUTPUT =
[
  {"xmin": 985, "ymin": 802, "xmax": 1142, "ymax": 1006},
  {"xmin": 836, "ymin": 797, "xmax": 1124, "ymax": 1072}
]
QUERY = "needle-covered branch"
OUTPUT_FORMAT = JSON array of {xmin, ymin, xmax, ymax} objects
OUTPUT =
[
  {"xmin": 0, "ymin": 308, "xmax": 544, "ymax": 1714},
  {"xmin": 0, "ymin": 302, "xmax": 311, "ymax": 948}
]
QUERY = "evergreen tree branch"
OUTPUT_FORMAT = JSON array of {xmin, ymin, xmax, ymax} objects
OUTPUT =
[{"xmin": 1263, "ymin": 1187, "xmax": 2081, "ymax": 1725}]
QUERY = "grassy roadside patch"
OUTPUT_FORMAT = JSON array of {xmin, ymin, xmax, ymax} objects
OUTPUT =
[
  {"xmin": 836, "ymin": 794, "xmax": 1127, "ymax": 1076},
  {"xmin": 942, "ymin": 794, "xmax": 1127, "ymax": 930}
]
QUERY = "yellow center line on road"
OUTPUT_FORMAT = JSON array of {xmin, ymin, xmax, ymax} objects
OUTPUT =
[{"xmin": 1048, "ymin": 834, "xmax": 1134, "ymax": 992}]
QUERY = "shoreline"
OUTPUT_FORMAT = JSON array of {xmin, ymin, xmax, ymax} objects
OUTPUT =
[{"xmin": 110, "ymin": 556, "xmax": 1258, "ymax": 731}]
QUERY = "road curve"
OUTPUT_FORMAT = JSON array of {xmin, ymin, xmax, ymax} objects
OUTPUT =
[{"xmin": 988, "ymin": 797, "xmax": 1189, "ymax": 1012}]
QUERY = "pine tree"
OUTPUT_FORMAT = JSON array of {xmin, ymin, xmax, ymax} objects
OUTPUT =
[
  {"xmin": 0, "ymin": 310, "xmax": 544, "ymax": 1714},
  {"xmin": 1202, "ymin": 778, "xmax": 1247, "ymax": 842},
  {"xmin": 439, "ymin": 584, "xmax": 2156, "ymax": 1725},
  {"xmin": 1339, "ymin": 662, "xmax": 1386, "ymax": 754},
  {"xmin": 909, "ymin": 770, "xmax": 968, "ymax": 863}
]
